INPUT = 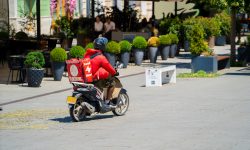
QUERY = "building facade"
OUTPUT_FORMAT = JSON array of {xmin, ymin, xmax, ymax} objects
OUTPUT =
[{"xmin": 7, "ymin": 0, "xmax": 153, "ymax": 35}]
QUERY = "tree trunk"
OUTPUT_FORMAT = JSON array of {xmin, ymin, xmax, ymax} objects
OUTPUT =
[{"xmin": 230, "ymin": 9, "xmax": 236, "ymax": 64}]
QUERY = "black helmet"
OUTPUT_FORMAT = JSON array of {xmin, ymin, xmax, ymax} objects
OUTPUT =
[{"xmin": 93, "ymin": 37, "xmax": 108, "ymax": 51}]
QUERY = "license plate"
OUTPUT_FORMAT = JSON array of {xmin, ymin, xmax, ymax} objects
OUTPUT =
[{"xmin": 67, "ymin": 96, "xmax": 77, "ymax": 104}]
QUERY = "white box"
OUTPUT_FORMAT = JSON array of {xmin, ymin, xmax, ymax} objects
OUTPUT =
[{"xmin": 145, "ymin": 65, "xmax": 176, "ymax": 87}]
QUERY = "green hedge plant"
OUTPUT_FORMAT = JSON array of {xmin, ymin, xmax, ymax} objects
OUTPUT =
[
  {"xmin": 105, "ymin": 41, "xmax": 121, "ymax": 54},
  {"xmin": 214, "ymin": 12, "xmax": 231, "ymax": 36},
  {"xmin": 24, "ymin": 52, "xmax": 45, "ymax": 69},
  {"xmin": 159, "ymin": 34, "xmax": 171, "ymax": 45},
  {"xmin": 69, "ymin": 46, "xmax": 86, "ymax": 58},
  {"xmin": 189, "ymin": 24, "xmax": 209, "ymax": 55},
  {"xmin": 168, "ymin": 34, "xmax": 179, "ymax": 44},
  {"xmin": 197, "ymin": 17, "xmax": 220, "ymax": 38},
  {"xmin": 119, "ymin": 40, "xmax": 132, "ymax": 53},
  {"xmin": 85, "ymin": 42, "xmax": 94, "ymax": 49},
  {"xmin": 50, "ymin": 47, "xmax": 67, "ymax": 62},
  {"xmin": 132, "ymin": 36, "xmax": 147, "ymax": 49}
]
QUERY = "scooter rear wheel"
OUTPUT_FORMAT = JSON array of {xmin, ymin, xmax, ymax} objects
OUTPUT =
[
  {"xmin": 69, "ymin": 98, "xmax": 87, "ymax": 122},
  {"xmin": 112, "ymin": 91, "xmax": 129, "ymax": 116}
]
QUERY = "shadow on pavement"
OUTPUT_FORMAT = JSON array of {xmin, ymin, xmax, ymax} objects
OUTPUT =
[
  {"xmin": 224, "ymin": 72, "xmax": 250, "ymax": 76},
  {"xmin": 50, "ymin": 114, "xmax": 114, "ymax": 123},
  {"xmin": 50, "ymin": 116, "xmax": 72, "ymax": 123},
  {"xmin": 224, "ymin": 67, "xmax": 250, "ymax": 76}
]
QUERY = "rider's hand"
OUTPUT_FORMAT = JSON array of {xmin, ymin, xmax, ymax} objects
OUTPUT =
[{"xmin": 114, "ymin": 72, "xmax": 119, "ymax": 76}]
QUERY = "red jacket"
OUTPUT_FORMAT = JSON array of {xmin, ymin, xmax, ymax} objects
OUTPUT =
[{"xmin": 84, "ymin": 49, "xmax": 116, "ymax": 80}]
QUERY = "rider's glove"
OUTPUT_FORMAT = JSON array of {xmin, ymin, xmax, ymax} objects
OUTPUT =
[{"xmin": 114, "ymin": 72, "xmax": 119, "ymax": 76}]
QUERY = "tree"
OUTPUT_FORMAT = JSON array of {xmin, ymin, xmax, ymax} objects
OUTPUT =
[
  {"xmin": 225, "ymin": 0, "xmax": 244, "ymax": 64},
  {"xmin": 191, "ymin": 0, "xmax": 248, "ymax": 64}
]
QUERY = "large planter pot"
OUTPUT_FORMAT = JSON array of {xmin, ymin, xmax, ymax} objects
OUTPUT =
[
  {"xmin": 184, "ymin": 40, "xmax": 190, "ymax": 52},
  {"xmin": 133, "ymin": 49, "xmax": 144, "ymax": 66},
  {"xmin": 61, "ymin": 38, "xmax": 73, "ymax": 51},
  {"xmin": 148, "ymin": 47, "xmax": 158, "ymax": 63},
  {"xmin": 26, "ymin": 68, "xmax": 44, "ymax": 87},
  {"xmin": 51, "ymin": 62, "xmax": 65, "ymax": 81},
  {"xmin": 215, "ymin": 36, "xmax": 226, "ymax": 46},
  {"xmin": 120, "ymin": 52, "xmax": 130, "ymax": 68},
  {"xmin": 170, "ymin": 44, "xmax": 177, "ymax": 58},
  {"xmin": 104, "ymin": 52, "xmax": 116, "ymax": 67},
  {"xmin": 208, "ymin": 36, "xmax": 215, "ymax": 48},
  {"xmin": 160, "ymin": 45, "xmax": 170, "ymax": 60},
  {"xmin": 191, "ymin": 56, "xmax": 217, "ymax": 73}
]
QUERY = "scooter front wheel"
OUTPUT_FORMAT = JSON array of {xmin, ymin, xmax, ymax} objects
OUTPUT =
[
  {"xmin": 69, "ymin": 98, "xmax": 87, "ymax": 122},
  {"xmin": 112, "ymin": 91, "xmax": 129, "ymax": 116}
]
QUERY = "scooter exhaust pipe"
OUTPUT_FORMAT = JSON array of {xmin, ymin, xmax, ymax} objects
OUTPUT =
[{"xmin": 81, "ymin": 102, "xmax": 95, "ymax": 114}]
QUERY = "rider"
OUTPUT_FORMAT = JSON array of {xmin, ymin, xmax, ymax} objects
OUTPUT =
[{"xmin": 83, "ymin": 37, "xmax": 118, "ymax": 105}]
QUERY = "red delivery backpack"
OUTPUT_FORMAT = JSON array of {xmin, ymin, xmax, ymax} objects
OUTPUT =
[{"xmin": 66, "ymin": 58, "xmax": 93, "ymax": 83}]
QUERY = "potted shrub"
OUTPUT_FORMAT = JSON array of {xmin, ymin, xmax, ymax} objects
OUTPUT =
[
  {"xmin": 190, "ymin": 25, "xmax": 217, "ymax": 73},
  {"xmin": 159, "ymin": 34, "xmax": 171, "ymax": 60},
  {"xmin": 214, "ymin": 12, "xmax": 231, "ymax": 46},
  {"xmin": 132, "ymin": 36, "xmax": 147, "ymax": 65},
  {"xmin": 147, "ymin": 36, "xmax": 159, "ymax": 63},
  {"xmin": 105, "ymin": 41, "xmax": 121, "ymax": 66},
  {"xmin": 182, "ymin": 17, "xmax": 197, "ymax": 52},
  {"xmin": 50, "ymin": 47, "xmax": 67, "ymax": 81},
  {"xmin": 197, "ymin": 17, "xmax": 220, "ymax": 48},
  {"xmin": 169, "ymin": 34, "xmax": 179, "ymax": 58},
  {"xmin": 24, "ymin": 52, "xmax": 45, "ymax": 87},
  {"xmin": 85, "ymin": 42, "xmax": 94, "ymax": 50},
  {"xmin": 69, "ymin": 46, "xmax": 86, "ymax": 59},
  {"xmin": 119, "ymin": 40, "xmax": 132, "ymax": 68}
]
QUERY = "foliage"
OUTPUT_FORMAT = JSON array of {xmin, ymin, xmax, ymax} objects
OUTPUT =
[
  {"xmin": 214, "ymin": 12, "xmax": 231, "ymax": 36},
  {"xmin": 69, "ymin": 46, "xmax": 86, "ymax": 58},
  {"xmin": 147, "ymin": 37, "xmax": 159, "ymax": 47},
  {"xmin": 196, "ymin": 17, "xmax": 220, "ymax": 38},
  {"xmin": 119, "ymin": 40, "xmax": 132, "ymax": 53},
  {"xmin": 182, "ymin": 17, "xmax": 198, "ymax": 41},
  {"xmin": 168, "ymin": 34, "xmax": 179, "ymax": 44},
  {"xmin": 24, "ymin": 52, "xmax": 45, "ymax": 69},
  {"xmin": 159, "ymin": 17, "xmax": 181, "ymax": 35},
  {"xmin": 85, "ymin": 42, "xmax": 94, "ymax": 50},
  {"xmin": 188, "ymin": 24, "xmax": 209, "ymax": 55},
  {"xmin": 226, "ymin": 0, "xmax": 245, "ymax": 10},
  {"xmin": 177, "ymin": 70, "xmax": 220, "ymax": 78},
  {"xmin": 55, "ymin": 16, "xmax": 74, "ymax": 38},
  {"xmin": 190, "ymin": 41, "xmax": 209, "ymax": 56},
  {"xmin": 159, "ymin": 34, "xmax": 171, "ymax": 45},
  {"xmin": 105, "ymin": 41, "xmax": 121, "ymax": 54},
  {"xmin": 50, "ymin": 47, "xmax": 67, "ymax": 62},
  {"xmin": 15, "ymin": 31, "xmax": 28, "ymax": 40},
  {"xmin": 190, "ymin": 0, "xmax": 227, "ymax": 12},
  {"xmin": 132, "ymin": 36, "xmax": 147, "ymax": 49}
]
